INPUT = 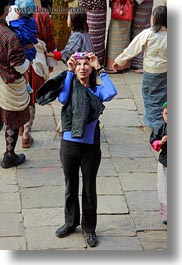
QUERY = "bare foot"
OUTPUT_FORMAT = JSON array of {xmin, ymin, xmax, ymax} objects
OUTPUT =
[{"xmin": 134, "ymin": 69, "xmax": 143, "ymax": 74}]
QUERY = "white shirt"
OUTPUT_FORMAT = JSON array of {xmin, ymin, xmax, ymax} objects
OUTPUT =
[{"xmin": 115, "ymin": 27, "xmax": 167, "ymax": 74}]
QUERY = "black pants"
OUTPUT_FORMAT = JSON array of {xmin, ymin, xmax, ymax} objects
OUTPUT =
[{"xmin": 60, "ymin": 140, "xmax": 101, "ymax": 233}]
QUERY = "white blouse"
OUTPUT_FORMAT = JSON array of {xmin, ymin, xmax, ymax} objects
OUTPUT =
[{"xmin": 115, "ymin": 27, "xmax": 167, "ymax": 74}]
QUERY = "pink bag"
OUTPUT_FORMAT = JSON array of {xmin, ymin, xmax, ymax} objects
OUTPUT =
[{"xmin": 111, "ymin": 0, "xmax": 134, "ymax": 21}]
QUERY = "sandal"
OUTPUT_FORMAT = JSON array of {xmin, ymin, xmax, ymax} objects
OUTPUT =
[{"xmin": 22, "ymin": 136, "xmax": 33, "ymax": 148}]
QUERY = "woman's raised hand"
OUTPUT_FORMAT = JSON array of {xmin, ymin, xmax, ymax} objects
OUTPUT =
[
  {"xmin": 67, "ymin": 54, "xmax": 77, "ymax": 71},
  {"xmin": 88, "ymin": 53, "xmax": 100, "ymax": 69}
]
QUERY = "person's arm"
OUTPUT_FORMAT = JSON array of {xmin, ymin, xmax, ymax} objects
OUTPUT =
[
  {"xmin": 58, "ymin": 71, "xmax": 74, "ymax": 104},
  {"xmin": 97, "ymin": 72, "xmax": 117, "ymax": 102},
  {"xmin": 58, "ymin": 54, "xmax": 76, "ymax": 104},
  {"xmin": 87, "ymin": 53, "xmax": 117, "ymax": 101}
]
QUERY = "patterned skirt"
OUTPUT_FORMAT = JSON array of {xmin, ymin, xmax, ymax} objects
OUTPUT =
[
  {"xmin": 131, "ymin": 0, "xmax": 154, "ymax": 69},
  {"xmin": 106, "ymin": 19, "xmax": 132, "ymax": 70},
  {"xmin": 0, "ymin": 106, "xmax": 30, "ymax": 130},
  {"xmin": 87, "ymin": 9, "xmax": 107, "ymax": 65}
]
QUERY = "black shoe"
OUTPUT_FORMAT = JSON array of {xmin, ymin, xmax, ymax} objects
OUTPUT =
[
  {"xmin": 84, "ymin": 231, "xmax": 98, "ymax": 247},
  {"xmin": 55, "ymin": 224, "xmax": 75, "ymax": 238},
  {"xmin": 1, "ymin": 153, "xmax": 26, "ymax": 169},
  {"xmin": 162, "ymin": 219, "xmax": 167, "ymax": 225}
]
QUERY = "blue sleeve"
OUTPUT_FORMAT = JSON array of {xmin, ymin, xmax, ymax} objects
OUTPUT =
[
  {"xmin": 58, "ymin": 71, "xmax": 75, "ymax": 105},
  {"xmin": 95, "ymin": 73, "xmax": 117, "ymax": 102}
]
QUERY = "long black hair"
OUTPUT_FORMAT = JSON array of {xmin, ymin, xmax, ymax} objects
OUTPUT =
[
  {"xmin": 0, "ymin": 0, "xmax": 9, "ymax": 16},
  {"xmin": 69, "ymin": 7, "xmax": 89, "ymax": 33},
  {"xmin": 152, "ymin": 5, "xmax": 167, "ymax": 33}
]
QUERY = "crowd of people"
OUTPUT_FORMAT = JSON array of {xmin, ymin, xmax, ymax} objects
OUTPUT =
[{"xmin": 0, "ymin": 0, "xmax": 167, "ymax": 248}]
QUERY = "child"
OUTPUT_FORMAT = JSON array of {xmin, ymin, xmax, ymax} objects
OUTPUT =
[
  {"xmin": 9, "ymin": 0, "xmax": 38, "ymax": 94},
  {"xmin": 46, "ymin": 7, "xmax": 94, "ymax": 64},
  {"xmin": 112, "ymin": 5, "xmax": 167, "ymax": 130},
  {"xmin": 150, "ymin": 101, "xmax": 167, "ymax": 225}
]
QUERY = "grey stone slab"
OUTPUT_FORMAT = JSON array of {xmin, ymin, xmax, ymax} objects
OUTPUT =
[
  {"xmin": 22, "ymin": 208, "xmax": 64, "ymax": 227},
  {"xmin": 20, "ymin": 186, "xmax": 64, "ymax": 209},
  {"xmin": 16, "ymin": 131, "xmax": 60, "ymax": 151},
  {"xmin": 32, "ymin": 115, "xmax": 56, "ymax": 131},
  {"xmin": 92, "ymin": 236, "xmax": 142, "ymax": 250},
  {"xmin": 18, "ymin": 159, "xmax": 61, "ymax": 169},
  {"xmin": 119, "ymin": 173, "xmax": 157, "ymax": 191},
  {"xmin": 0, "ymin": 184, "xmax": 18, "ymax": 193},
  {"xmin": 100, "ymin": 143, "xmax": 111, "ymax": 158},
  {"xmin": 15, "ymin": 133, "xmax": 60, "ymax": 154},
  {"xmin": 0, "ymin": 173, "xmax": 18, "ymax": 193},
  {"xmin": 17, "ymin": 166, "xmax": 64, "ymax": 188},
  {"xmin": 97, "ymin": 158, "xmax": 117, "ymax": 177},
  {"xmin": 109, "ymin": 143, "xmax": 153, "ymax": 158},
  {"xmin": 0, "ymin": 193, "xmax": 21, "ymax": 213},
  {"xmin": 103, "ymin": 127, "xmax": 149, "ymax": 145},
  {"xmin": 96, "ymin": 176, "xmax": 123, "ymax": 195},
  {"xmin": 0, "ymin": 167, "xmax": 16, "ymax": 178},
  {"xmin": 110, "ymin": 81, "xmax": 133, "ymax": 99},
  {"xmin": 97, "ymin": 215, "xmax": 136, "ymax": 237},
  {"xmin": 131, "ymin": 211, "xmax": 167, "ymax": 231},
  {"xmin": 112, "ymin": 157, "xmax": 157, "ymax": 173},
  {"xmin": 137, "ymin": 231, "xmax": 167, "ymax": 250},
  {"xmin": 124, "ymin": 71, "xmax": 143, "ymax": 85},
  {"xmin": 97, "ymin": 195, "xmax": 128, "ymax": 214},
  {"xmin": 0, "ymin": 237, "xmax": 26, "ymax": 250},
  {"xmin": 100, "ymin": 109, "xmax": 141, "ymax": 127},
  {"xmin": 0, "ymin": 213, "xmax": 24, "ymax": 237},
  {"xmin": 25, "ymin": 226, "xmax": 86, "ymax": 250},
  {"xmin": 21, "ymin": 148, "xmax": 60, "ymax": 160},
  {"xmin": 125, "ymin": 191, "xmax": 159, "ymax": 211},
  {"xmin": 105, "ymin": 98, "xmax": 136, "ymax": 111},
  {"xmin": 129, "ymin": 85, "xmax": 144, "ymax": 115},
  {"xmin": 34, "ymin": 104, "xmax": 54, "ymax": 116}
]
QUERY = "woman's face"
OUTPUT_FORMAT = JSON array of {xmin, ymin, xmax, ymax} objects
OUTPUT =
[{"xmin": 75, "ymin": 59, "xmax": 92, "ymax": 82}]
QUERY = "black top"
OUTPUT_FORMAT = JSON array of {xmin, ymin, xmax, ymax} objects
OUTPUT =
[{"xmin": 150, "ymin": 122, "xmax": 167, "ymax": 167}]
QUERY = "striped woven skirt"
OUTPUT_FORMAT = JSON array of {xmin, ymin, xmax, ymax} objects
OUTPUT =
[
  {"xmin": 106, "ymin": 19, "xmax": 131, "ymax": 70},
  {"xmin": 131, "ymin": 0, "xmax": 154, "ymax": 69},
  {"xmin": 157, "ymin": 162, "xmax": 167, "ymax": 222},
  {"xmin": 142, "ymin": 71, "xmax": 167, "ymax": 130},
  {"xmin": 87, "ymin": 10, "xmax": 106, "ymax": 65}
]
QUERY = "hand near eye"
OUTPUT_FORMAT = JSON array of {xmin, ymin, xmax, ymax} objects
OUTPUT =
[
  {"xmin": 88, "ymin": 53, "xmax": 101, "ymax": 69},
  {"xmin": 67, "ymin": 54, "xmax": 77, "ymax": 72}
]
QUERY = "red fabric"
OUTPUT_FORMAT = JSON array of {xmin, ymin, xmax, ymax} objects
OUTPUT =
[
  {"xmin": 53, "ymin": 51, "xmax": 62, "ymax": 61},
  {"xmin": 34, "ymin": 8, "xmax": 56, "ymax": 52},
  {"xmin": 29, "ymin": 8, "xmax": 56, "ymax": 103}
]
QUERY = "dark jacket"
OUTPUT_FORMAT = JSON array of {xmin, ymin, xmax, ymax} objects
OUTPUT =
[
  {"xmin": 150, "ymin": 122, "xmax": 167, "ymax": 167},
  {"xmin": 35, "ymin": 71, "xmax": 67, "ymax": 105},
  {"xmin": 36, "ymin": 71, "xmax": 105, "ymax": 138}
]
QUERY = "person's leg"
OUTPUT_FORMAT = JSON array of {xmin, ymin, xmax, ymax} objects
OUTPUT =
[
  {"xmin": 55, "ymin": 140, "xmax": 81, "ymax": 238},
  {"xmin": 1, "ymin": 125, "xmax": 25, "ymax": 168},
  {"xmin": 81, "ymin": 144, "xmax": 101, "ymax": 233},
  {"xmin": 157, "ymin": 162, "xmax": 167, "ymax": 224},
  {"xmin": 80, "ymin": 143, "xmax": 101, "ymax": 247},
  {"xmin": 22, "ymin": 104, "xmax": 35, "ymax": 148}
]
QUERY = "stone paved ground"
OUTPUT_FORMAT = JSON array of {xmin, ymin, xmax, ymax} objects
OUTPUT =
[{"xmin": 0, "ymin": 62, "xmax": 167, "ymax": 250}]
